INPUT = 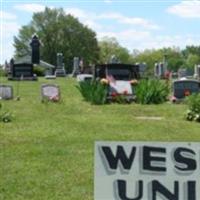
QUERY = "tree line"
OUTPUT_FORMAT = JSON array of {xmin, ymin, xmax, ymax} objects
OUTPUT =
[{"xmin": 14, "ymin": 7, "xmax": 200, "ymax": 73}]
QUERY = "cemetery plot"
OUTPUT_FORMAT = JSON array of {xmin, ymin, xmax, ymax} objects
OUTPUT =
[
  {"xmin": 94, "ymin": 63, "xmax": 139, "ymax": 102},
  {"xmin": 41, "ymin": 84, "xmax": 60, "ymax": 102},
  {"xmin": 0, "ymin": 85, "xmax": 13, "ymax": 100}
]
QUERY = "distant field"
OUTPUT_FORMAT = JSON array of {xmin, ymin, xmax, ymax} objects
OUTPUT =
[{"xmin": 1, "ymin": 77, "xmax": 200, "ymax": 200}]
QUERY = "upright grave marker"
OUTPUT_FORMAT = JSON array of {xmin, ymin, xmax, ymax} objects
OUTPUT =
[
  {"xmin": 41, "ymin": 84, "xmax": 60, "ymax": 102},
  {"xmin": 172, "ymin": 79, "xmax": 200, "ymax": 99},
  {"xmin": 0, "ymin": 85, "xmax": 13, "ymax": 100},
  {"xmin": 55, "ymin": 53, "xmax": 66, "ymax": 77},
  {"xmin": 95, "ymin": 141, "xmax": 200, "ymax": 200}
]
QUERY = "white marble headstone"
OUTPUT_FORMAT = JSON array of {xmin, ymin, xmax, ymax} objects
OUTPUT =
[{"xmin": 41, "ymin": 84, "xmax": 60, "ymax": 99}]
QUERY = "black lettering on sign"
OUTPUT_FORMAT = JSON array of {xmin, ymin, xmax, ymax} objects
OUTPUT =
[
  {"xmin": 116, "ymin": 180, "xmax": 143, "ymax": 200},
  {"xmin": 187, "ymin": 181, "xmax": 196, "ymax": 200},
  {"xmin": 143, "ymin": 146, "xmax": 166, "ymax": 172},
  {"xmin": 152, "ymin": 180, "xmax": 179, "ymax": 200},
  {"xmin": 101, "ymin": 146, "xmax": 136, "ymax": 171},
  {"xmin": 174, "ymin": 148, "xmax": 197, "ymax": 172}
]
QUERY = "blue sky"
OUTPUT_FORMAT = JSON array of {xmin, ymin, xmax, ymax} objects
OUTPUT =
[{"xmin": 0, "ymin": 0, "xmax": 200, "ymax": 64}]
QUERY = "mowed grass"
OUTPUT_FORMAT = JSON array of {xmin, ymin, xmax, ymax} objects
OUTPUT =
[{"xmin": 0, "ymin": 77, "xmax": 200, "ymax": 200}]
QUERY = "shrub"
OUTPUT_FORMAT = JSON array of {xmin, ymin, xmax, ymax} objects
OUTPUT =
[
  {"xmin": 33, "ymin": 66, "xmax": 45, "ymax": 76},
  {"xmin": 77, "ymin": 80, "xmax": 108, "ymax": 105},
  {"xmin": 135, "ymin": 79, "xmax": 169, "ymax": 104},
  {"xmin": 185, "ymin": 94, "xmax": 200, "ymax": 122}
]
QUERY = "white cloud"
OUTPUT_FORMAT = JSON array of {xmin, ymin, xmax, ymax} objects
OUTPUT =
[
  {"xmin": 103, "ymin": 0, "xmax": 113, "ymax": 3},
  {"xmin": 65, "ymin": 8, "xmax": 160, "ymax": 30},
  {"xmin": 2, "ymin": 22, "xmax": 20, "ymax": 38},
  {"xmin": 65, "ymin": 8, "xmax": 102, "ymax": 30},
  {"xmin": 97, "ymin": 29, "xmax": 200, "ymax": 51},
  {"xmin": 0, "ymin": 11, "xmax": 17, "ymax": 20},
  {"xmin": 65, "ymin": 8, "xmax": 88, "ymax": 19},
  {"xmin": 14, "ymin": 3, "xmax": 46, "ymax": 13},
  {"xmin": 167, "ymin": 1, "xmax": 200, "ymax": 18},
  {"xmin": 98, "ymin": 12, "xmax": 160, "ymax": 29}
]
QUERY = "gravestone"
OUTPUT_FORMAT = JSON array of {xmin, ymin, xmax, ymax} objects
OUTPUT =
[
  {"xmin": 154, "ymin": 62, "xmax": 159, "ymax": 77},
  {"xmin": 138, "ymin": 62, "xmax": 146, "ymax": 77},
  {"xmin": 41, "ymin": 84, "xmax": 60, "ymax": 101},
  {"xmin": 30, "ymin": 34, "xmax": 40, "ymax": 64},
  {"xmin": 72, "ymin": 57, "xmax": 80, "ymax": 77},
  {"xmin": 178, "ymin": 68, "xmax": 187, "ymax": 79},
  {"xmin": 55, "ymin": 53, "xmax": 66, "ymax": 77},
  {"xmin": 194, "ymin": 65, "xmax": 200, "ymax": 80},
  {"xmin": 0, "ymin": 85, "xmax": 13, "ymax": 100},
  {"xmin": 173, "ymin": 80, "xmax": 200, "ymax": 99},
  {"xmin": 154, "ymin": 62, "xmax": 166, "ymax": 78}
]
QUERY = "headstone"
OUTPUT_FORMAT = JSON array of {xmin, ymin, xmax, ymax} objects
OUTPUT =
[
  {"xmin": 194, "ymin": 65, "xmax": 200, "ymax": 80},
  {"xmin": 41, "ymin": 84, "xmax": 60, "ymax": 102},
  {"xmin": 154, "ymin": 62, "xmax": 167, "ymax": 78},
  {"xmin": 0, "ymin": 85, "xmax": 13, "ymax": 100},
  {"xmin": 154, "ymin": 62, "xmax": 159, "ymax": 77},
  {"xmin": 109, "ymin": 55, "xmax": 119, "ymax": 64},
  {"xmin": 178, "ymin": 68, "xmax": 187, "ymax": 79},
  {"xmin": 30, "ymin": 34, "xmax": 40, "ymax": 64},
  {"xmin": 173, "ymin": 80, "xmax": 200, "ymax": 99},
  {"xmin": 8, "ymin": 56, "xmax": 37, "ymax": 81},
  {"xmin": 55, "ymin": 53, "xmax": 66, "ymax": 77},
  {"xmin": 138, "ymin": 62, "xmax": 146, "ymax": 77},
  {"xmin": 72, "ymin": 57, "xmax": 80, "ymax": 77}
]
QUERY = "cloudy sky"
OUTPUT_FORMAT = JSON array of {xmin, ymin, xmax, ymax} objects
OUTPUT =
[{"xmin": 0, "ymin": 0, "xmax": 200, "ymax": 64}]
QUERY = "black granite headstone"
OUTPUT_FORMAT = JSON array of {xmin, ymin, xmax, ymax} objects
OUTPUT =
[{"xmin": 30, "ymin": 35, "xmax": 40, "ymax": 64}]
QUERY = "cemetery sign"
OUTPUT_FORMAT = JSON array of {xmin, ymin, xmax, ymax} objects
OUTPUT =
[{"xmin": 94, "ymin": 141, "xmax": 200, "ymax": 200}]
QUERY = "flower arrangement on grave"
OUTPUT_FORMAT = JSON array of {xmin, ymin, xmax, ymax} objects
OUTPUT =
[
  {"xmin": 100, "ymin": 78, "xmax": 109, "ymax": 85},
  {"xmin": 130, "ymin": 79, "xmax": 138, "ymax": 85},
  {"xmin": 49, "ymin": 95, "xmax": 59, "ymax": 102},
  {"xmin": 184, "ymin": 90, "xmax": 190, "ymax": 97}
]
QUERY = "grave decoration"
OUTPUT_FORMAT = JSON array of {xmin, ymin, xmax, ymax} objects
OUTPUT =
[
  {"xmin": 95, "ymin": 141, "xmax": 200, "ymax": 200},
  {"xmin": 41, "ymin": 84, "xmax": 60, "ymax": 102},
  {"xmin": 94, "ymin": 63, "xmax": 140, "ymax": 102},
  {"xmin": 0, "ymin": 85, "xmax": 13, "ymax": 100},
  {"xmin": 55, "ymin": 53, "xmax": 66, "ymax": 77},
  {"xmin": 171, "ymin": 79, "xmax": 200, "ymax": 102}
]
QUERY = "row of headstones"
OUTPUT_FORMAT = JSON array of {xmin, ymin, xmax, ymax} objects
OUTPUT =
[
  {"xmin": 154, "ymin": 63, "xmax": 200, "ymax": 79},
  {"xmin": 0, "ymin": 84, "xmax": 60, "ymax": 101}
]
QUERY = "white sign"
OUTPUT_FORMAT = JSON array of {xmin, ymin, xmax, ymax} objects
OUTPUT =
[{"xmin": 94, "ymin": 141, "xmax": 200, "ymax": 200}]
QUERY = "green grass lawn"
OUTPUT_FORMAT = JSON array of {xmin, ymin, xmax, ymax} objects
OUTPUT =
[{"xmin": 0, "ymin": 77, "xmax": 200, "ymax": 200}]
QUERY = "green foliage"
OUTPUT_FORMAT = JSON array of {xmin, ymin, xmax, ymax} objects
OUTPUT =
[
  {"xmin": 14, "ymin": 7, "xmax": 99, "ymax": 72},
  {"xmin": 98, "ymin": 37, "xmax": 132, "ymax": 64},
  {"xmin": 0, "ymin": 68, "xmax": 7, "ymax": 77},
  {"xmin": 185, "ymin": 94, "xmax": 200, "ymax": 122},
  {"xmin": 77, "ymin": 80, "xmax": 108, "ymax": 105},
  {"xmin": 135, "ymin": 79, "xmax": 169, "ymax": 104},
  {"xmin": 33, "ymin": 66, "xmax": 45, "ymax": 76},
  {"xmin": 0, "ymin": 102, "xmax": 13, "ymax": 123}
]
